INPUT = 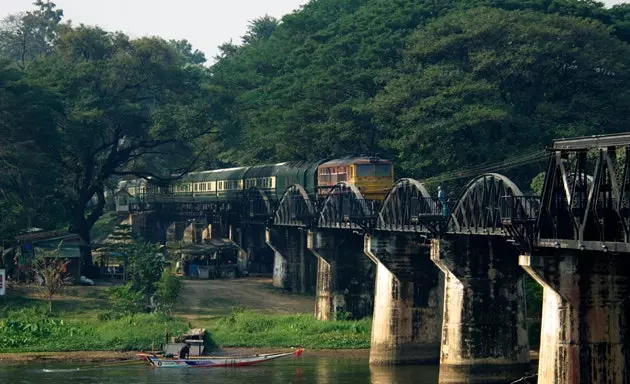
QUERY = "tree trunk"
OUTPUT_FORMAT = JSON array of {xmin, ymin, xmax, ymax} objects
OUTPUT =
[
  {"xmin": 49, "ymin": 296, "xmax": 53, "ymax": 313},
  {"xmin": 73, "ymin": 215, "xmax": 94, "ymax": 268}
]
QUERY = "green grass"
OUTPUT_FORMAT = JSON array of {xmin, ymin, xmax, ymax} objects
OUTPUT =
[
  {"xmin": 0, "ymin": 306, "xmax": 187, "ymax": 353},
  {"xmin": 1, "ymin": 282, "xmax": 372, "ymax": 353},
  {"xmin": 0, "ymin": 286, "xmax": 187, "ymax": 353},
  {"xmin": 203, "ymin": 310, "xmax": 372, "ymax": 349}
]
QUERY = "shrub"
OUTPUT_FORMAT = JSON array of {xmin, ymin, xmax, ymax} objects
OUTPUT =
[
  {"xmin": 155, "ymin": 270, "xmax": 181, "ymax": 313},
  {"xmin": 101, "ymin": 283, "xmax": 144, "ymax": 319}
]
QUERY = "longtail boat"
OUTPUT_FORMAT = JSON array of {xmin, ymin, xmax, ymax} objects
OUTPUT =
[{"xmin": 137, "ymin": 349, "xmax": 304, "ymax": 368}]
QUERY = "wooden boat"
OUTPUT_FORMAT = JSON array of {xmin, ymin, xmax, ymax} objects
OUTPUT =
[{"xmin": 137, "ymin": 348, "xmax": 304, "ymax": 368}]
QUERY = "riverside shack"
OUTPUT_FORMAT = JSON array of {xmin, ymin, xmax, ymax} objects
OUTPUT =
[{"xmin": 174, "ymin": 239, "xmax": 239, "ymax": 279}]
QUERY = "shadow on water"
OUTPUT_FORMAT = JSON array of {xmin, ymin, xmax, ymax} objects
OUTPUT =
[{"xmin": 0, "ymin": 357, "xmax": 460, "ymax": 384}]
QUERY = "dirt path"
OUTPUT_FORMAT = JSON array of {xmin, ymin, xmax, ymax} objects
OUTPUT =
[{"xmin": 173, "ymin": 276, "xmax": 315, "ymax": 322}]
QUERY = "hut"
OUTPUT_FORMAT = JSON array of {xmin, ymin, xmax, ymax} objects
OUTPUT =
[{"xmin": 174, "ymin": 239, "xmax": 239, "ymax": 279}]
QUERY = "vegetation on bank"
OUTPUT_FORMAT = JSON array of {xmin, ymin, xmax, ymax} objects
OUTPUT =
[
  {"xmin": 204, "ymin": 309, "xmax": 371, "ymax": 349},
  {"xmin": 0, "ymin": 291, "xmax": 187, "ymax": 353},
  {"xmin": 0, "ymin": 285, "xmax": 371, "ymax": 353}
]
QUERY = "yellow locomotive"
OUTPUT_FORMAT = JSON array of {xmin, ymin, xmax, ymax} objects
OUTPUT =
[{"xmin": 317, "ymin": 157, "xmax": 394, "ymax": 201}]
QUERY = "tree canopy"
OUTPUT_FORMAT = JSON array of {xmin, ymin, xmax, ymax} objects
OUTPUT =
[
  {"xmin": 205, "ymin": 0, "xmax": 630, "ymax": 184},
  {"xmin": 2, "ymin": 0, "xmax": 630, "ymax": 266},
  {"xmin": 1, "ymin": 3, "xmax": 216, "ymax": 265}
]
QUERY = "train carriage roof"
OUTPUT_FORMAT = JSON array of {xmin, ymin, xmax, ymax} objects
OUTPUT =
[
  {"xmin": 244, "ymin": 163, "xmax": 285, "ymax": 178},
  {"xmin": 183, "ymin": 167, "xmax": 249, "ymax": 182},
  {"xmin": 320, "ymin": 157, "xmax": 392, "ymax": 167}
]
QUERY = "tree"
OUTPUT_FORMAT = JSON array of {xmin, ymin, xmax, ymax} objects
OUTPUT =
[
  {"xmin": 0, "ymin": 0, "xmax": 64, "ymax": 69},
  {"xmin": 24, "ymin": 26, "xmax": 216, "ymax": 266},
  {"xmin": 370, "ymin": 8, "xmax": 630, "ymax": 180},
  {"xmin": 168, "ymin": 39, "xmax": 206, "ymax": 65},
  {"xmin": 242, "ymin": 15, "xmax": 279, "ymax": 45},
  {"xmin": 126, "ymin": 242, "xmax": 165, "ymax": 296},
  {"xmin": 0, "ymin": 61, "xmax": 65, "ymax": 239},
  {"xmin": 32, "ymin": 243, "xmax": 71, "ymax": 313},
  {"xmin": 155, "ymin": 270, "xmax": 181, "ymax": 313}
]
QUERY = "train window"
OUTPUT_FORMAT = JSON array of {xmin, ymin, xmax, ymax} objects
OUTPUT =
[
  {"xmin": 375, "ymin": 165, "xmax": 392, "ymax": 177},
  {"xmin": 319, "ymin": 168, "xmax": 331, "ymax": 182},
  {"xmin": 356, "ymin": 165, "xmax": 373, "ymax": 177}
]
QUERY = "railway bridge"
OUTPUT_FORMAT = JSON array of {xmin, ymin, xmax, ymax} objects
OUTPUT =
[{"xmin": 127, "ymin": 132, "xmax": 630, "ymax": 384}]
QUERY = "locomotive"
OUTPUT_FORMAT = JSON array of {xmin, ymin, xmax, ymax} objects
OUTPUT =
[{"xmin": 115, "ymin": 157, "xmax": 394, "ymax": 211}]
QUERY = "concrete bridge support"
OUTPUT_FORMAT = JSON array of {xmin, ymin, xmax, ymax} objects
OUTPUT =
[
  {"xmin": 231, "ymin": 225, "xmax": 273, "ymax": 274},
  {"xmin": 365, "ymin": 233, "xmax": 443, "ymax": 365},
  {"xmin": 166, "ymin": 221, "xmax": 187, "ymax": 242},
  {"xmin": 129, "ymin": 212, "xmax": 167, "ymax": 243},
  {"xmin": 308, "ymin": 230, "xmax": 375, "ymax": 320},
  {"xmin": 431, "ymin": 235, "xmax": 529, "ymax": 384},
  {"xmin": 266, "ymin": 227, "xmax": 317, "ymax": 293},
  {"xmin": 520, "ymin": 251, "xmax": 630, "ymax": 384}
]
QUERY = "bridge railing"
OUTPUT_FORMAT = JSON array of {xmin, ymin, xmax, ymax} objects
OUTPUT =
[
  {"xmin": 378, "ymin": 197, "xmax": 449, "ymax": 233},
  {"xmin": 499, "ymin": 196, "xmax": 541, "ymax": 225}
]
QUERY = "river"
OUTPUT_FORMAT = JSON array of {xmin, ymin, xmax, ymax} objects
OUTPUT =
[{"xmin": 0, "ymin": 357, "xmax": 440, "ymax": 384}]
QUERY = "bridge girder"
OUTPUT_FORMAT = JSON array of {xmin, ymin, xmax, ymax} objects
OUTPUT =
[
  {"xmin": 240, "ymin": 187, "xmax": 274, "ymax": 226},
  {"xmin": 318, "ymin": 182, "xmax": 375, "ymax": 230},
  {"xmin": 274, "ymin": 184, "xmax": 316, "ymax": 227},
  {"xmin": 449, "ymin": 173, "xmax": 525, "ymax": 236},
  {"xmin": 538, "ymin": 141, "xmax": 630, "ymax": 250},
  {"xmin": 376, "ymin": 178, "xmax": 445, "ymax": 234}
]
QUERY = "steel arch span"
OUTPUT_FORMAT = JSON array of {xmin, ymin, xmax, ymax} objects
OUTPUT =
[
  {"xmin": 377, "ymin": 178, "xmax": 445, "ymax": 234},
  {"xmin": 449, "ymin": 173, "xmax": 525, "ymax": 235},
  {"xmin": 274, "ymin": 184, "xmax": 316, "ymax": 227},
  {"xmin": 318, "ymin": 182, "xmax": 374, "ymax": 230},
  {"xmin": 240, "ymin": 187, "xmax": 274, "ymax": 225}
]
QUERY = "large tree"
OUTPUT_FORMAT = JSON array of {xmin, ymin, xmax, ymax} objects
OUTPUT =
[
  {"xmin": 25, "ymin": 26, "xmax": 215, "ymax": 266},
  {"xmin": 206, "ymin": 0, "xmax": 630, "ymax": 182},
  {"xmin": 0, "ymin": 0, "xmax": 64, "ymax": 69},
  {"xmin": 0, "ymin": 61, "xmax": 64, "ymax": 238},
  {"xmin": 370, "ymin": 8, "xmax": 630, "ymax": 180}
]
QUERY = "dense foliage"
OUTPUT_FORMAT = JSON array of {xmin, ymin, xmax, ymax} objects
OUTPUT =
[
  {"xmin": 206, "ymin": 308, "xmax": 371, "ymax": 349},
  {"xmin": 0, "ymin": 306, "xmax": 186, "ymax": 352},
  {"xmin": 206, "ymin": 0, "xmax": 630, "ymax": 186},
  {"xmin": 2, "ymin": 0, "xmax": 630, "ymax": 262}
]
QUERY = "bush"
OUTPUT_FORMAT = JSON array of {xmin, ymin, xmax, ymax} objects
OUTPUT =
[
  {"xmin": 0, "ymin": 306, "xmax": 189, "ymax": 353},
  {"xmin": 126, "ymin": 242, "xmax": 165, "ymax": 296},
  {"xmin": 0, "ymin": 307, "xmax": 89, "ymax": 351},
  {"xmin": 155, "ymin": 270, "xmax": 181, "ymax": 313},
  {"xmin": 101, "ymin": 283, "xmax": 144, "ymax": 319},
  {"xmin": 206, "ymin": 309, "xmax": 371, "ymax": 349}
]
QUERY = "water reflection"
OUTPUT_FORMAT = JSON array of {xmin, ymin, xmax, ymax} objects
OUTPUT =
[
  {"xmin": 370, "ymin": 364, "xmax": 439, "ymax": 384},
  {"xmin": 0, "ymin": 357, "xmax": 441, "ymax": 384}
]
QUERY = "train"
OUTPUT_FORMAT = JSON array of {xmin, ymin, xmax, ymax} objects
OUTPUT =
[{"xmin": 115, "ymin": 157, "xmax": 394, "ymax": 212}]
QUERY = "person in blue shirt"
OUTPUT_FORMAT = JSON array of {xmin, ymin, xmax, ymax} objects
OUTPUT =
[{"xmin": 437, "ymin": 186, "xmax": 448, "ymax": 217}]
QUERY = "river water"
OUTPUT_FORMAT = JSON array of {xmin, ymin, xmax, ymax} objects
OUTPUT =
[{"xmin": 0, "ymin": 357, "xmax": 440, "ymax": 384}]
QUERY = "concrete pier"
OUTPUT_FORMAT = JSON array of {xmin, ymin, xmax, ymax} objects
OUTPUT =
[
  {"xmin": 431, "ymin": 235, "xmax": 529, "ymax": 384},
  {"xmin": 266, "ymin": 227, "xmax": 316, "ymax": 293},
  {"xmin": 308, "ymin": 230, "xmax": 375, "ymax": 320},
  {"xmin": 520, "ymin": 251, "xmax": 630, "ymax": 384},
  {"xmin": 232, "ymin": 225, "xmax": 273, "ymax": 274},
  {"xmin": 365, "ymin": 233, "xmax": 443, "ymax": 365}
]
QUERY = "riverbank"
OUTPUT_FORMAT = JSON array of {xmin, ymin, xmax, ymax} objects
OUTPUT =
[
  {"xmin": 0, "ymin": 277, "xmax": 370, "ymax": 354},
  {"xmin": 0, "ymin": 348, "xmax": 539, "ymax": 366},
  {"xmin": 0, "ymin": 348, "xmax": 371, "ymax": 365}
]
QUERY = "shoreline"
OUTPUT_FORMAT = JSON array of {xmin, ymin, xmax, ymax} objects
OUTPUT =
[
  {"xmin": 0, "ymin": 348, "xmax": 539, "ymax": 366},
  {"xmin": 0, "ymin": 348, "xmax": 371, "ymax": 365}
]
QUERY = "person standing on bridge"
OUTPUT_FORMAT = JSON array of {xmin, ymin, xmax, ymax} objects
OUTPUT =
[{"xmin": 438, "ymin": 186, "xmax": 448, "ymax": 217}]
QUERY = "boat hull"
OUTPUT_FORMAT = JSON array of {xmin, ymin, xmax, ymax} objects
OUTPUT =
[{"xmin": 139, "ymin": 349, "xmax": 303, "ymax": 368}]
